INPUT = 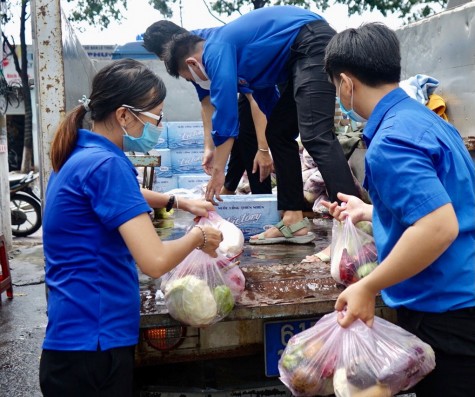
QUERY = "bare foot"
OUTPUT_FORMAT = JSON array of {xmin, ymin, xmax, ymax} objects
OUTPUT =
[
  {"xmin": 220, "ymin": 187, "xmax": 236, "ymax": 195},
  {"xmin": 301, "ymin": 245, "xmax": 331, "ymax": 263}
]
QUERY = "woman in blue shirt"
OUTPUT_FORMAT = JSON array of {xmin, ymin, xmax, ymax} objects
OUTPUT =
[
  {"xmin": 324, "ymin": 23, "xmax": 475, "ymax": 396},
  {"xmin": 39, "ymin": 59, "xmax": 223, "ymax": 397}
]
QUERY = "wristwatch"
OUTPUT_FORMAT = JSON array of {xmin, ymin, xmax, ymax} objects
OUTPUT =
[{"xmin": 166, "ymin": 194, "xmax": 175, "ymax": 212}]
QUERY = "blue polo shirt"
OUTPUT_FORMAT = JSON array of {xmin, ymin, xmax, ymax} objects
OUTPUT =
[
  {"xmin": 42, "ymin": 129, "xmax": 151, "ymax": 351},
  {"xmin": 190, "ymin": 28, "xmax": 280, "ymax": 119},
  {"xmin": 363, "ymin": 88, "xmax": 475, "ymax": 312},
  {"xmin": 198, "ymin": 6, "xmax": 323, "ymax": 145}
]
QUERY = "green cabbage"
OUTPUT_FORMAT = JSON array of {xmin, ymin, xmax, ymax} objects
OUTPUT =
[
  {"xmin": 213, "ymin": 285, "xmax": 234, "ymax": 316},
  {"xmin": 164, "ymin": 275, "xmax": 218, "ymax": 326}
]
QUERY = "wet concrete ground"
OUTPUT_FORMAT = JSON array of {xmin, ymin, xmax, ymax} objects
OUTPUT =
[{"xmin": 0, "ymin": 229, "xmax": 45, "ymax": 397}]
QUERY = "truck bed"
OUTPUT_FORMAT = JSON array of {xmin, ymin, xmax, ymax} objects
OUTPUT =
[
  {"xmin": 139, "ymin": 212, "xmax": 388, "ymax": 325},
  {"xmin": 134, "ymin": 211, "xmax": 394, "ymax": 395}
]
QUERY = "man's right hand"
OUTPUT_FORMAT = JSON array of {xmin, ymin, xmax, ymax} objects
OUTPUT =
[
  {"xmin": 205, "ymin": 168, "xmax": 226, "ymax": 206},
  {"xmin": 321, "ymin": 192, "xmax": 372, "ymax": 223},
  {"xmin": 202, "ymin": 148, "xmax": 215, "ymax": 175}
]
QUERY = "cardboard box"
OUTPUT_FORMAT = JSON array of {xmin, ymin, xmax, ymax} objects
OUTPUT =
[
  {"xmin": 150, "ymin": 148, "xmax": 173, "ymax": 178},
  {"xmin": 171, "ymin": 147, "xmax": 204, "ymax": 174},
  {"xmin": 177, "ymin": 173, "xmax": 211, "ymax": 190},
  {"xmin": 167, "ymin": 121, "xmax": 204, "ymax": 149},
  {"xmin": 152, "ymin": 175, "xmax": 178, "ymax": 192},
  {"xmin": 216, "ymin": 194, "xmax": 280, "ymax": 239},
  {"xmin": 153, "ymin": 125, "xmax": 168, "ymax": 149}
]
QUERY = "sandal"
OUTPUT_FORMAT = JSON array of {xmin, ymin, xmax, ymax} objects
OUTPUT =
[
  {"xmin": 249, "ymin": 218, "xmax": 316, "ymax": 245},
  {"xmin": 301, "ymin": 251, "xmax": 331, "ymax": 263}
]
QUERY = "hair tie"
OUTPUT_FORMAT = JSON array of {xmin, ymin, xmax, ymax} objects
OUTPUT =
[{"xmin": 78, "ymin": 95, "xmax": 91, "ymax": 112}]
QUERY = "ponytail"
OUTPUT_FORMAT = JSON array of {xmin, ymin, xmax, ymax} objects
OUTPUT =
[{"xmin": 50, "ymin": 105, "xmax": 87, "ymax": 172}]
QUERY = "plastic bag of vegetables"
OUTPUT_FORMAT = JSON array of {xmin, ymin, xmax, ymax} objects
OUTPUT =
[
  {"xmin": 278, "ymin": 312, "xmax": 338, "ymax": 396},
  {"xmin": 197, "ymin": 211, "xmax": 244, "ymax": 259},
  {"xmin": 163, "ymin": 248, "xmax": 235, "ymax": 327},
  {"xmin": 278, "ymin": 311, "xmax": 436, "ymax": 397},
  {"xmin": 330, "ymin": 218, "xmax": 378, "ymax": 286},
  {"xmin": 216, "ymin": 255, "xmax": 246, "ymax": 300}
]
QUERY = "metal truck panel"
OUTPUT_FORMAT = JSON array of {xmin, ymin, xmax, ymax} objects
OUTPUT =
[{"xmin": 396, "ymin": 2, "xmax": 475, "ymax": 140}]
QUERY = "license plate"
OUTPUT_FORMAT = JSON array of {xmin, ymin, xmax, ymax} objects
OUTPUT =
[{"xmin": 264, "ymin": 317, "xmax": 320, "ymax": 377}]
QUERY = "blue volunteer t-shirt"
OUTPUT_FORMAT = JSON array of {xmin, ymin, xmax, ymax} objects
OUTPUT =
[
  {"xmin": 363, "ymin": 88, "xmax": 475, "ymax": 312},
  {"xmin": 42, "ymin": 129, "xmax": 152, "ymax": 351},
  {"xmin": 190, "ymin": 25, "xmax": 281, "ymax": 139},
  {"xmin": 198, "ymin": 6, "xmax": 323, "ymax": 145}
]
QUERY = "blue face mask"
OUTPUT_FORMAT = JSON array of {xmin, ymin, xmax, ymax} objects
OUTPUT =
[
  {"xmin": 122, "ymin": 107, "xmax": 163, "ymax": 153},
  {"xmin": 122, "ymin": 122, "xmax": 162, "ymax": 153},
  {"xmin": 337, "ymin": 79, "xmax": 367, "ymax": 123}
]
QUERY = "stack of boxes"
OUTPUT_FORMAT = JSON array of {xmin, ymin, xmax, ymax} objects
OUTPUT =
[
  {"xmin": 152, "ymin": 121, "xmax": 280, "ymax": 239},
  {"xmin": 152, "ymin": 121, "xmax": 211, "ymax": 192}
]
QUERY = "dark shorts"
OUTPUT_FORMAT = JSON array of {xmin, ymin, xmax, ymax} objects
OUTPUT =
[
  {"xmin": 397, "ymin": 306, "xmax": 475, "ymax": 397},
  {"xmin": 39, "ymin": 345, "xmax": 135, "ymax": 397}
]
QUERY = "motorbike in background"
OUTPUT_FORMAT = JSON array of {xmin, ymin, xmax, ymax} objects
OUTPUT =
[{"xmin": 9, "ymin": 171, "xmax": 42, "ymax": 237}]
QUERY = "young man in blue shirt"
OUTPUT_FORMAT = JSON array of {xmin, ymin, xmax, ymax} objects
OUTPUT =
[
  {"xmin": 324, "ymin": 22, "xmax": 475, "ymax": 396},
  {"xmin": 143, "ymin": 21, "xmax": 274, "ymax": 196},
  {"xmin": 164, "ymin": 6, "xmax": 360, "ymax": 244}
]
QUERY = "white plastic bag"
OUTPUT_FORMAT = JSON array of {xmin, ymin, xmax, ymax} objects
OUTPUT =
[
  {"xmin": 278, "ymin": 311, "xmax": 436, "ymax": 397},
  {"xmin": 215, "ymin": 255, "xmax": 246, "ymax": 300},
  {"xmin": 198, "ymin": 211, "xmax": 244, "ymax": 259},
  {"xmin": 163, "ymin": 249, "xmax": 235, "ymax": 327},
  {"xmin": 330, "ymin": 218, "xmax": 378, "ymax": 286}
]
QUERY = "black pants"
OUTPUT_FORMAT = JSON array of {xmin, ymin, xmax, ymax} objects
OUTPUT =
[
  {"xmin": 224, "ymin": 94, "xmax": 272, "ymax": 194},
  {"xmin": 39, "ymin": 346, "xmax": 135, "ymax": 397},
  {"xmin": 266, "ymin": 20, "xmax": 359, "ymax": 210},
  {"xmin": 397, "ymin": 306, "xmax": 475, "ymax": 397}
]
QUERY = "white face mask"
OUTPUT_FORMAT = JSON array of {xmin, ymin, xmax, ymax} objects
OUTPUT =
[{"xmin": 188, "ymin": 62, "xmax": 211, "ymax": 90}]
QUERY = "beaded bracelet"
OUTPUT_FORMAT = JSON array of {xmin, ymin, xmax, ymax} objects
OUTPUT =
[{"xmin": 193, "ymin": 225, "xmax": 207, "ymax": 250}]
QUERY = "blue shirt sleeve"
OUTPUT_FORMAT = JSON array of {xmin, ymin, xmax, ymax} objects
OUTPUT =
[
  {"xmin": 203, "ymin": 42, "xmax": 240, "ymax": 146},
  {"xmin": 252, "ymin": 87, "xmax": 280, "ymax": 118},
  {"xmin": 366, "ymin": 130, "xmax": 451, "ymax": 227},
  {"xmin": 84, "ymin": 156, "xmax": 151, "ymax": 230},
  {"xmin": 191, "ymin": 81, "xmax": 210, "ymax": 102}
]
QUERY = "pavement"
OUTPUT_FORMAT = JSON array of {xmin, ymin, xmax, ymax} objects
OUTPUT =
[
  {"xmin": 8, "ymin": 230, "xmax": 45, "ymax": 286},
  {"xmin": 0, "ymin": 228, "xmax": 46, "ymax": 397}
]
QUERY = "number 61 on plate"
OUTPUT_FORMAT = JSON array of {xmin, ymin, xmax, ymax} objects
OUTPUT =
[{"xmin": 264, "ymin": 317, "xmax": 320, "ymax": 377}]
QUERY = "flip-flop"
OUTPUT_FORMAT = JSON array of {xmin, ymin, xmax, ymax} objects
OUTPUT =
[{"xmin": 249, "ymin": 218, "xmax": 316, "ymax": 245}]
